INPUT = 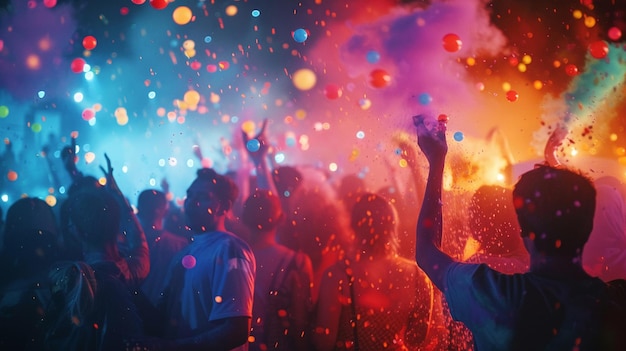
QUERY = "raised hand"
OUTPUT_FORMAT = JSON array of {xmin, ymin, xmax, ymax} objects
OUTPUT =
[
  {"xmin": 242, "ymin": 118, "xmax": 271, "ymax": 166},
  {"xmin": 413, "ymin": 114, "xmax": 448, "ymax": 166},
  {"xmin": 99, "ymin": 153, "xmax": 122, "ymax": 196},
  {"xmin": 61, "ymin": 137, "xmax": 83, "ymax": 181}
]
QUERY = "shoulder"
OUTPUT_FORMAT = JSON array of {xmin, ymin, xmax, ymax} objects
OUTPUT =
[
  {"xmin": 192, "ymin": 231, "xmax": 254, "ymax": 255},
  {"xmin": 445, "ymin": 262, "xmax": 522, "ymax": 297}
]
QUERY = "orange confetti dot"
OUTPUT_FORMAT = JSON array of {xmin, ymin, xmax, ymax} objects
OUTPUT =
[{"xmin": 7, "ymin": 170, "xmax": 18, "ymax": 181}]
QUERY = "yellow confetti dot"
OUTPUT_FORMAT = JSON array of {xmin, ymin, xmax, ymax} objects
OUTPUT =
[
  {"xmin": 533, "ymin": 80, "xmax": 543, "ymax": 90},
  {"xmin": 26, "ymin": 54, "xmax": 41, "ymax": 70},
  {"xmin": 584, "ymin": 16, "xmax": 596, "ymax": 28},
  {"xmin": 182, "ymin": 40, "xmax": 195, "ymax": 50},
  {"xmin": 225, "ymin": 5, "xmax": 238, "ymax": 16},
  {"xmin": 295, "ymin": 109, "xmax": 307, "ymax": 120},
  {"xmin": 45, "ymin": 195, "xmax": 57, "ymax": 207},
  {"xmin": 215, "ymin": 296, "xmax": 223, "ymax": 303},
  {"xmin": 573, "ymin": 10, "xmax": 583, "ymax": 19}
]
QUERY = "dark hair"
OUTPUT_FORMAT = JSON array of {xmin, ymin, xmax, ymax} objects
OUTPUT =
[
  {"xmin": 350, "ymin": 193, "xmax": 398, "ymax": 257},
  {"xmin": 2, "ymin": 197, "xmax": 59, "ymax": 275},
  {"xmin": 137, "ymin": 189, "xmax": 168, "ymax": 218},
  {"xmin": 195, "ymin": 168, "xmax": 239, "ymax": 209},
  {"xmin": 242, "ymin": 189, "xmax": 284, "ymax": 232},
  {"xmin": 65, "ymin": 189, "xmax": 121, "ymax": 248},
  {"xmin": 513, "ymin": 165, "xmax": 596, "ymax": 256},
  {"xmin": 271, "ymin": 166, "xmax": 302, "ymax": 198}
]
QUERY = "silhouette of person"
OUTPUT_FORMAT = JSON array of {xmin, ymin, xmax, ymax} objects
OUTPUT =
[
  {"xmin": 413, "ymin": 114, "xmax": 626, "ymax": 350},
  {"xmin": 32, "ymin": 188, "xmax": 144, "ymax": 351},
  {"xmin": 137, "ymin": 189, "xmax": 190, "ymax": 306},
  {"xmin": 0, "ymin": 197, "xmax": 60, "ymax": 349},
  {"xmin": 314, "ymin": 193, "xmax": 445, "ymax": 351},
  {"xmin": 158, "ymin": 168, "xmax": 256, "ymax": 351},
  {"xmin": 242, "ymin": 189, "xmax": 313, "ymax": 351}
]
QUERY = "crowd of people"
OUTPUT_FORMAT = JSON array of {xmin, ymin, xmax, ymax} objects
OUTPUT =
[{"xmin": 0, "ymin": 116, "xmax": 625, "ymax": 351}]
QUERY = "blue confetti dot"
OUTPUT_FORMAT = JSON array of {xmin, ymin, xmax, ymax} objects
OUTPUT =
[
  {"xmin": 246, "ymin": 139, "xmax": 261, "ymax": 152},
  {"xmin": 251, "ymin": 9, "xmax": 260, "ymax": 17},
  {"xmin": 418, "ymin": 92, "xmax": 432, "ymax": 105},
  {"xmin": 453, "ymin": 131, "xmax": 464, "ymax": 142},
  {"xmin": 293, "ymin": 28, "xmax": 308, "ymax": 43},
  {"xmin": 366, "ymin": 50, "xmax": 380, "ymax": 64},
  {"xmin": 204, "ymin": 36, "xmax": 212, "ymax": 43}
]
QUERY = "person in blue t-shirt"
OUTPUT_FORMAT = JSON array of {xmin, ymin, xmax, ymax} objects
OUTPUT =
[
  {"xmin": 158, "ymin": 168, "xmax": 256, "ymax": 351},
  {"xmin": 413, "ymin": 114, "xmax": 626, "ymax": 351}
]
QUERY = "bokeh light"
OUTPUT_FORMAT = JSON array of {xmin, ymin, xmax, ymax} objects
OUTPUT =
[
  {"xmin": 173, "ymin": 6, "xmax": 193, "ymax": 25},
  {"xmin": 292, "ymin": 68, "xmax": 317, "ymax": 91}
]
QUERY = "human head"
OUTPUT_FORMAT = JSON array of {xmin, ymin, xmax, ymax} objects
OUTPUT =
[
  {"xmin": 137, "ymin": 189, "xmax": 169, "ymax": 222},
  {"xmin": 271, "ymin": 166, "xmax": 302, "ymax": 199},
  {"xmin": 513, "ymin": 165, "xmax": 596, "ymax": 257},
  {"xmin": 65, "ymin": 188, "xmax": 121, "ymax": 249},
  {"xmin": 3, "ymin": 197, "xmax": 59, "ymax": 270},
  {"xmin": 337, "ymin": 173, "xmax": 367, "ymax": 214},
  {"xmin": 242, "ymin": 189, "xmax": 284, "ymax": 232},
  {"xmin": 350, "ymin": 193, "xmax": 399, "ymax": 257},
  {"xmin": 184, "ymin": 168, "xmax": 238, "ymax": 233},
  {"xmin": 469, "ymin": 185, "xmax": 523, "ymax": 256}
]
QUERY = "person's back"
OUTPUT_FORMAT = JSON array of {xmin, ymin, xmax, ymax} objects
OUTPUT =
[
  {"xmin": 242, "ymin": 189, "xmax": 314, "ymax": 351},
  {"xmin": 0, "ymin": 197, "xmax": 60, "ymax": 350},
  {"xmin": 159, "ymin": 168, "xmax": 255, "ymax": 351},
  {"xmin": 28, "ymin": 260, "xmax": 144, "ymax": 351},
  {"xmin": 137, "ymin": 189, "xmax": 189, "ymax": 306},
  {"xmin": 36, "ymin": 187, "xmax": 145, "ymax": 350},
  {"xmin": 412, "ymin": 115, "xmax": 626, "ymax": 351},
  {"xmin": 443, "ymin": 166, "xmax": 626, "ymax": 350},
  {"xmin": 445, "ymin": 262, "xmax": 617, "ymax": 350},
  {"xmin": 315, "ymin": 193, "xmax": 444, "ymax": 351}
]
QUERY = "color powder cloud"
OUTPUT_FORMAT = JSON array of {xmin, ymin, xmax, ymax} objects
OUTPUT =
[{"xmin": 337, "ymin": 0, "xmax": 507, "ymax": 122}]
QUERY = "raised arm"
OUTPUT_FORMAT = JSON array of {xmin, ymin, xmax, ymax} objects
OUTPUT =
[
  {"xmin": 242, "ymin": 119, "xmax": 278, "ymax": 195},
  {"xmin": 414, "ymin": 115, "xmax": 455, "ymax": 292},
  {"xmin": 100, "ymin": 153, "xmax": 150, "ymax": 285},
  {"xmin": 61, "ymin": 136, "xmax": 84, "ymax": 183}
]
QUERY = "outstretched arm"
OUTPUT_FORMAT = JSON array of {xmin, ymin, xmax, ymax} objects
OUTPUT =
[
  {"xmin": 242, "ymin": 119, "xmax": 277, "ymax": 195},
  {"xmin": 414, "ymin": 115, "xmax": 455, "ymax": 292},
  {"xmin": 61, "ymin": 136, "xmax": 84, "ymax": 183},
  {"xmin": 100, "ymin": 153, "xmax": 150, "ymax": 285}
]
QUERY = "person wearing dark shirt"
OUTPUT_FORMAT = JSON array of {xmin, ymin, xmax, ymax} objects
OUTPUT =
[{"xmin": 413, "ymin": 114, "xmax": 626, "ymax": 350}]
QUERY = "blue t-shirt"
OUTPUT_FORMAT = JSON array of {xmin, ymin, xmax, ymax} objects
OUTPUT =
[
  {"xmin": 161, "ymin": 231, "xmax": 256, "ymax": 340},
  {"xmin": 444, "ymin": 262, "xmax": 620, "ymax": 351}
]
